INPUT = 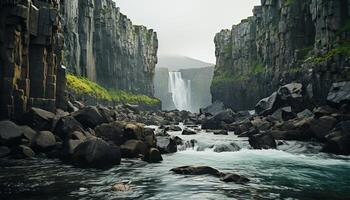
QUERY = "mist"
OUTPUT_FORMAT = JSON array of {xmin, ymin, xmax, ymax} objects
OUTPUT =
[{"xmin": 114, "ymin": 0, "xmax": 260, "ymax": 63}]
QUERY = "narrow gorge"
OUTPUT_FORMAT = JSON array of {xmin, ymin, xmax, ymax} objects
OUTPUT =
[{"xmin": 1, "ymin": 1, "xmax": 350, "ymax": 200}]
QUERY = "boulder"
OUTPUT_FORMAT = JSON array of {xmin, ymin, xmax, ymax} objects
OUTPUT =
[
  {"xmin": 219, "ymin": 173, "xmax": 250, "ymax": 183},
  {"xmin": 202, "ymin": 109, "xmax": 236, "ymax": 130},
  {"xmin": 156, "ymin": 136, "xmax": 177, "ymax": 154},
  {"xmin": 213, "ymin": 143, "xmax": 241, "ymax": 153},
  {"xmin": 70, "ymin": 131, "xmax": 86, "ymax": 141},
  {"xmin": 64, "ymin": 139, "xmax": 84, "ymax": 155},
  {"xmin": 13, "ymin": 145, "xmax": 35, "ymax": 159},
  {"xmin": 182, "ymin": 128, "xmax": 197, "ymax": 135},
  {"xmin": 112, "ymin": 183, "xmax": 131, "ymax": 192},
  {"xmin": 72, "ymin": 139, "xmax": 121, "ymax": 169},
  {"xmin": 21, "ymin": 125, "xmax": 37, "ymax": 145},
  {"xmin": 249, "ymin": 133, "xmax": 277, "ymax": 149},
  {"xmin": 53, "ymin": 116, "xmax": 85, "ymax": 139},
  {"xmin": 97, "ymin": 106, "xmax": 115, "ymax": 123},
  {"xmin": 322, "ymin": 121, "xmax": 350, "ymax": 155},
  {"xmin": 213, "ymin": 130, "xmax": 228, "ymax": 135},
  {"xmin": 269, "ymin": 130, "xmax": 311, "ymax": 141},
  {"xmin": 20, "ymin": 107, "xmax": 55, "ymax": 131},
  {"xmin": 255, "ymin": 83, "xmax": 309, "ymax": 116},
  {"xmin": 0, "ymin": 146, "xmax": 11, "ymax": 158},
  {"xmin": 145, "ymin": 148, "xmax": 163, "ymax": 163},
  {"xmin": 255, "ymin": 92, "xmax": 278, "ymax": 116},
  {"xmin": 71, "ymin": 106, "xmax": 105, "ymax": 128},
  {"xmin": 124, "ymin": 123, "xmax": 143, "ymax": 140},
  {"xmin": 165, "ymin": 125, "xmax": 182, "ymax": 132},
  {"xmin": 0, "ymin": 120, "xmax": 23, "ymax": 144},
  {"xmin": 171, "ymin": 166, "xmax": 220, "ymax": 176},
  {"xmin": 94, "ymin": 122, "xmax": 124, "ymax": 145},
  {"xmin": 33, "ymin": 131, "xmax": 56, "ymax": 151},
  {"xmin": 120, "ymin": 140, "xmax": 147, "ymax": 158},
  {"xmin": 143, "ymin": 128, "xmax": 157, "ymax": 147},
  {"xmin": 310, "ymin": 116, "xmax": 337, "ymax": 141},
  {"xmin": 200, "ymin": 101, "xmax": 225, "ymax": 116},
  {"xmin": 327, "ymin": 81, "xmax": 350, "ymax": 108},
  {"xmin": 271, "ymin": 107, "xmax": 296, "ymax": 121},
  {"xmin": 297, "ymin": 109, "xmax": 314, "ymax": 119}
]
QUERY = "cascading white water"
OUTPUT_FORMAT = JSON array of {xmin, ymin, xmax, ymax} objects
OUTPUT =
[{"xmin": 168, "ymin": 71, "xmax": 192, "ymax": 111}]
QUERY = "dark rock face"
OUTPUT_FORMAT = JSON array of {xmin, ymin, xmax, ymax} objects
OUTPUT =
[
  {"xmin": 0, "ymin": 1, "xmax": 66, "ymax": 120},
  {"xmin": 72, "ymin": 138, "xmax": 121, "ymax": 169},
  {"xmin": 213, "ymin": 143, "xmax": 241, "ymax": 153},
  {"xmin": 62, "ymin": 0, "xmax": 158, "ymax": 96},
  {"xmin": 212, "ymin": 0, "xmax": 350, "ymax": 110},
  {"xmin": 219, "ymin": 173, "xmax": 250, "ymax": 184},
  {"xmin": 249, "ymin": 133, "xmax": 277, "ymax": 150},
  {"xmin": 20, "ymin": 108, "xmax": 55, "ymax": 131}
]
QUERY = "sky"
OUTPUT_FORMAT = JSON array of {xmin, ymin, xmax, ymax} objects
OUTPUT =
[{"xmin": 114, "ymin": 0, "xmax": 261, "ymax": 63}]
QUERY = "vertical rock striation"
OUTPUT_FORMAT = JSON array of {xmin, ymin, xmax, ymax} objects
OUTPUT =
[
  {"xmin": 61, "ymin": 0, "xmax": 158, "ymax": 96},
  {"xmin": 0, "ymin": 0, "xmax": 65, "ymax": 120},
  {"xmin": 212, "ymin": 0, "xmax": 350, "ymax": 110}
]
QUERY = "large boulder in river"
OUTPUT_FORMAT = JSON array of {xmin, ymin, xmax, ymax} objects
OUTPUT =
[
  {"xmin": 202, "ymin": 109, "xmax": 236, "ymax": 129},
  {"xmin": 200, "ymin": 101, "xmax": 225, "ymax": 116},
  {"xmin": 157, "ymin": 136, "xmax": 177, "ymax": 154},
  {"xmin": 327, "ymin": 81, "xmax": 350, "ymax": 108},
  {"xmin": 249, "ymin": 133, "xmax": 277, "ymax": 149},
  {"xmin": 219, "ymin": 173, "xmax": 250, "ymax": 183},
  {"xmin": 145, "ymin": 148, "xmax": 163, "ymax": 163},
  {"xmin": 182, "ymin": 128, "xmax": 197, "ymax": 135},
  {"xmin": 171, "ymin": 166, "xmax": 220, "ymax": 176},
  {"xmin": 213, "ymin": 142, "xmax": 241, "ymax": 153},
  {"xmin": 20, "ymin": 107, "xmax": 55, "ymax": 131},
  {"xmin": 120, "ymin": 140, "xmax": 147, "ymax": 158},
  {"xmin": 71, "ymin": 106, "xmax": 105, "ymax": 128},
  {"xmin": 72, "ymin": 138, "xmax": 121, "ymax": 169},
  {"xmin": 322, "ymin": 121, "xmax": 350, "ymax": 155},
  {"xmin": 255, "ymin": 92, "xmax": 278, "ymax": 116},
  {"xmin": 0, "ymin": 120, "xmax": 23, "ymax": 145}
]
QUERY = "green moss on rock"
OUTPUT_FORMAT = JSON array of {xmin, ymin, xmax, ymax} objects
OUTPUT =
[{"xmin": 67, "ymin": 74, "xmax": 160, "ymax": 105}]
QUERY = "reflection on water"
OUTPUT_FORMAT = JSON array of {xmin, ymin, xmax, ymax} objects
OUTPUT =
[{"xmin": 1, "ymin": 131, "xmax": 350, "ymax": 200}]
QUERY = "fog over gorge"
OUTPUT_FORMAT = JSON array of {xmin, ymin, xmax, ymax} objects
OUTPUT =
[{"xmin": 115, "ymin": 0, "xmax": 260, "ymax": 63}]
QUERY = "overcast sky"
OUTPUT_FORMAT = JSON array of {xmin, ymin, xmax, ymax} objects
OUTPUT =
[{"xmin": 114, "ymin": 0, "xmax": 260, "ymax": 63}]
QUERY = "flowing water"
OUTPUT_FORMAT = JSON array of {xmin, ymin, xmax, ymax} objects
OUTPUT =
[
  {"xmin": 1, "ymin": 128, "xmax": 350, "ymax": 200},
  {"xmin": 168, "ymin": 71, "xmax": 192, "ymax": 112}
]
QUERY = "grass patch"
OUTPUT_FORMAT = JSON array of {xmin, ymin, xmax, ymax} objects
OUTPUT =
[
  {"xmin": 305, "ymin": 41, "xmax": 350, "ymax": 64},
  {"xmin": 66, "ymin": 74, "xmax": 160, "ymax": 105}
]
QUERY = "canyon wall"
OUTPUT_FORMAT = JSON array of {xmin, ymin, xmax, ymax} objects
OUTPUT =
[
  {"xmin": 212, "ymin": 0, "xmax": 350, "ymax": 110},
  {"xmin": 0, "ymin": 0, "xmax": 66, "ymax": 119},
  {"xmin": 61, "ymin": 0, "xmax": 158, "ymax": 96}
]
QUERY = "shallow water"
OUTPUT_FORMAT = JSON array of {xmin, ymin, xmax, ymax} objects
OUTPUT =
[{"xmin": 1, "ymin": 130, "xmax": 350, "ymax": 200}]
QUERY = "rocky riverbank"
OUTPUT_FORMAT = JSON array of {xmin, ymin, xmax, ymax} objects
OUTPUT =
[{"xmin": 1, "ymin": 79, "xmax": 349, "ymax": 172}]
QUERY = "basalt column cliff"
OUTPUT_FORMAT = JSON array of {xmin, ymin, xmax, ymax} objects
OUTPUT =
[
  {"xmin": 0, "ymin": 0, "xmax": 65, "ymax": 119},
  {"xmin": 61, "ymin": 0, "xmax": 158, "ymax": 96},
  {"xmin": 212, "ymin": 0, "xmax": 350, "ymax": 110}
]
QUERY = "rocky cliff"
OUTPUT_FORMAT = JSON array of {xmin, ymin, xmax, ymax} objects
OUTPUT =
[
  {"xmin": 212, "ymin": 0, "xmax": 350, "ymax": 110},
  {"xmin": 61, "ymin": 0, "xmax": 158, "ymax": 96},
  {"xmin": 0, "ymin": 0, "xmax": 66, "ymax": 119}
]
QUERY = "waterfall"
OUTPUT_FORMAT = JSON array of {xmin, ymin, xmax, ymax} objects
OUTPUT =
[{"xmin": 168, "ymin": 71, "xmax": 192, "ymax": 111}]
